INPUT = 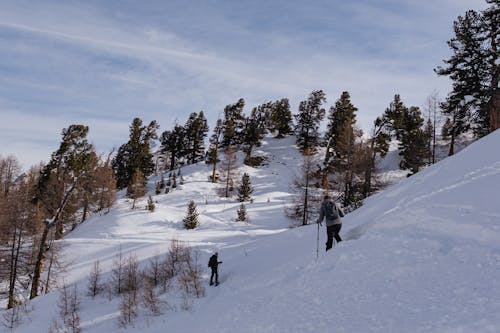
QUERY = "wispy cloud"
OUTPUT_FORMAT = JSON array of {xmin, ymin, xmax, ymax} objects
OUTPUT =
[{"xmin": 0, "ymin": 0, "xmax": 487, "ymax": 167}]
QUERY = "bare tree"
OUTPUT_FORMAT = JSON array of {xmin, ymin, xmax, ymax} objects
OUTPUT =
[
  {"xmin": 178, "ymin": 248, "xmax": 205, "ymax": 298},
  {"xmin": 117, "ymin": 291, "xmax": 138, "ymax": 328},
  {"xmin": 123, "ymin": 254, "xmax": 141, "ymax": 297},
  {"xmin": 423, "ymin": 91, "xmax": 442, "ymax": 164},
  {"xmin": 110, "ymin": 246, "xmax": 126, "ymax": 295},
  {"xmin": 2, "ymin": 301, "xmax": 31, "ymax": 332},
  {"xmin": 57, "ymin": 283, "xmax": 81, "ymax": 333},
  {"xmin": 87, "ymin": 260, "xmax": 104, "ymax": 298},
  {"xmin": 117, "ymin": 254, "xmax": 141, "ymax": 328},
  {"xmin": 141, "ymin": 280, "xmax": 165, "ymax": 316},
  {"xmin": 43, "ymin": 232, "xmax": 67, "ymax": 295},
  {"xmin": 0, "ymin": 165, "xmax": 39, "ymax": 309},
  {"xmin": 218, "ymin": 145, "xmax": 239, "ymax": 198},
  {"xmin": 127, "ymin": 168, "xmax": 146, "ymax": 209},
  {"xmin": 287, "ymin": 149, "xmax": 320, "ymax": 226}
]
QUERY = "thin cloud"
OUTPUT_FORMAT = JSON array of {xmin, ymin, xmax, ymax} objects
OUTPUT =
[{"xmin": 0, "ymin": 0, "xmax": 487, "ymax": 168}]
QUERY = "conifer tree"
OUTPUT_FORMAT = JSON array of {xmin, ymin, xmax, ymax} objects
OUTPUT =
[
  {"xmin": 399, "ymin": 107, "xmax": 428, "ymax": 175},
  {"xmin": 184, "ymin": 111, "xmax": 209, "ymax": 164},
  {"xmin": 155, "ymin": 182, "xmax": 162, "ymax": 195},
  {"xmin": 435, "ymin": 2, "xmax": 499, "ymax": 137},
  {"xmin": 237, "ymin": 173, "xmax": 253, "ymax": 202},
  {"xmin": 236, "ymin": 203, "xmax": 248, "ymax": 222},
  {"xmin": 113, "ymin": 118, "xmax": 158, "ymax": 189},
  {"xmin": 294, "ymin": 90, "xmax": 326, "ymax": 154},
  {"xmin": 270, "ymin": 98, "xmax": 293, "ymax": 138},
  {"xmin": 242, "ymin": 107, "xmax": 266, "ymax": 162},
  {"xmin": 183, "ymin": 201, "xmax": 199, "ymax": 229},
  {"xmin": 322, "ymin": 91, "xmax": 358, "ymax": 189},
  {"xmin": 221, "ymin": 98, "xmax": 246, "ymax": 147},
  {"xmin": 160, "ymin": 124, "xmax": 186, "ymax": 171},
  {"xmin": 147, "ymin": 195, "xmax": 155, "ymax": 212}
]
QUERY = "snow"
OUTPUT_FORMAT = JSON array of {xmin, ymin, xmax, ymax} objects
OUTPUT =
[{"xmin": 3, "ymin": 131, "xmax": 500, "ymax": 333}]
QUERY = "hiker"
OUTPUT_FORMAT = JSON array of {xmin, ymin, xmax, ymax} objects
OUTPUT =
[
  {"xmin": 317, "ymin": 195, "xmax": 345, "ymax": 251},
  {"xmin": 208, "ymin": 252, "xmax": 222, "ymax": 286}
]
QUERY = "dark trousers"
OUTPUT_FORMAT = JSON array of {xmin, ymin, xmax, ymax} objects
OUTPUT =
[
  {"xmin": 326, "ymin": 224, "xmax": 342, "ymax": 251},
  {"xmin": 210, "ymin": 267, "xmax": 219, "ymax": 284}
]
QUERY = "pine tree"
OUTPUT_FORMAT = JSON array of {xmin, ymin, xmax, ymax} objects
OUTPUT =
[
  {"xmin": 270, "ymin": 98, "xmax": 293, "ymax": 138},
  {"xmin": 113, "ymin": 118, "xmax": 158, "ymax": 189},
  {"xmin": 399, "ymin": 107, "xmax": 427, "ymax": 175},
  {"xmin": 322, "ymin": 91, "xmax": 358, "ymax": 189},
  {"xmin": 242, "ymin": 107, "xmax": 266, "ymax": 162},
  {"xmin": 221, "ymin": 98, "xmax": 246, "ymax": 147},
  {"xmin": 155, "ymin": 182, "xmax": 162, "ymax": 195},
  {"xmin": 237, "ymin": 173, "xmax": 253, "ymax": 202},
  {"xmin": 236, "ymin": 203, "xmax": 247, "ymax": 222},
  {"xmin": 160, "ymin": 124, "xmax": 186, "ymax": 171},
  {"xmin": 184, "ymin": 111, "xmax": 209, "ymax": 164},
  {"xmin": 294, "ymin": 90, "xmax": 326, "ymax": 154},
  {"xmin": 183, "ymin": 201, "xmax": 199, "ymax": 229},
  {"xmin": 147, "ymin": 195, "xmax": 155, "ymax": 212},
  {"xmin": 435, "ymin": 3, "xmax": 499, "ymax": 137}
]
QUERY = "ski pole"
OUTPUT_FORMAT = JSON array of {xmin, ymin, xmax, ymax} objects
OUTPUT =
[{"xmin": 316, "ymin": 220, "xmax": 319, "ymax": 260}]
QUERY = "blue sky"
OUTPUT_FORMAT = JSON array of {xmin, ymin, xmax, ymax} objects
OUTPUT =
[{"xmin": 0, "ymin": 0, "xmax": 487, "ymax": 168}]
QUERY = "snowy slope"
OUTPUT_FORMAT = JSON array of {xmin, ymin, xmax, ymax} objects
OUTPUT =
[{"xmin": 5, "ymin": 132, "xmax": 500, "ymax": 333}]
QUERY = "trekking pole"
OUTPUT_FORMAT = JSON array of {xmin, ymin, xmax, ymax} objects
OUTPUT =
[{"xmin": 316, "ymin": 220, "xmax": 320, "ymax": 260}]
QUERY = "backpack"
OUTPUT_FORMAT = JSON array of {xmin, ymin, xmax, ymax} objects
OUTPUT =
[{"xmin": 324, "ymin": 200, "xmax": 339, "ymax": 220}]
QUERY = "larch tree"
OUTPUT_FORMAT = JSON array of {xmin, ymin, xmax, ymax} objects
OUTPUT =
[{"xmin": 219, "ymin": 145, "xmax": 238, "ymax": 198}]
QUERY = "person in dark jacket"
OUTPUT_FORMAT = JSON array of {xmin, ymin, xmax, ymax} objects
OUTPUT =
[
  {"xmin": 317, "ymin": 195, "xmax": 345, "ymax": 251},
  {"xmin": 208, "ymin": 252, "xmax": 222, "ymax": 286}
]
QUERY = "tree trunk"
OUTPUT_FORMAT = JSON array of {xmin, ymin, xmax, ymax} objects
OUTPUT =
[
  {"xmin": 302, "ymin": 172, "xmax": 309, "ymax": 226},
  {"xmin": 211, "ymin": 143, "xmax": 219, "ymax": 183},
  {"xmin": 7, "ymin": 227, "xmax": 22, "ymax": 309},
  {"xmin": 30, "ymin": 221, "xmax": 52, "ymax": 299}
]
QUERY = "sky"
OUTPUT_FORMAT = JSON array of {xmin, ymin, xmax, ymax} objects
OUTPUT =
[{"xmin": 0, "ymin": 0, "xmax": 488, "ymax": 168}]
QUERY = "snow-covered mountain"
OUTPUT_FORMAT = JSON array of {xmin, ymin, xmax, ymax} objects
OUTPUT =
[{"xmin": 5, "ymin": 131, "xmax": 500, "ymax": 333}]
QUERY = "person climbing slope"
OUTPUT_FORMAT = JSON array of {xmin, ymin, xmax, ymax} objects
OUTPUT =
[{"xmin": 317, "ymin": 195, "xmax": 345, "ymax": 251}]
